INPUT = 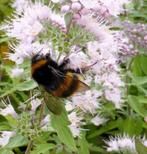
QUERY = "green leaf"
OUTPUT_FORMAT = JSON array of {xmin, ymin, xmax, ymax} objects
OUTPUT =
[
  {"xmin": 0, "ymin": 115, "xmax": 8, "ymax": 122},
  {"xmin": 0, "ymin": 122, "xmax": 12, "ymax": 131},
  {"xmin": 135, "ymin": 139, "xmax": 147, "ymax": 154},
  {"xmin": 0, "ymin": 149, "xmax": 14, "ymax": 154},
  {"xmin": 128, "ymin": 95, "xmax": 147, "ymax": 117},
  {"xmin": 137, "ymin": 96, "xmax": 147, "ymax": 104},
  {"xmin": 64, "ymin": 12, "xmax": 73, "ymax": 29},
  {"xmin": 131, "ymin": 56, "xmax": 143, "ymax": 76},
  {"xmin": 0, "ymin": 115, "xmax": 12, "ymax": 131},
  {"xmin": 5, "ymin": 115, "xmax": 17, "ymax": 126},
  {"xmin": 89, "ymin": 144, "xmax": 108, "ymax": 153},
  {"xmin": 30, "ymin": 143, "xmax": 55, "ymax": 154},
  {"xmin": 131, "ymin": 75, "xmax": 147, "ymax": 85},
  {"xmin": 88, "ymin": 120, "xmax": 119, "ymax": 139},
  {"xmin": 0, "ymin": 37, "xmax": 10, "ymax": 43},
  {"xmin": 43, "ymin": 91, "xmax": 63, "ymax": 115},
  {"xmin": 51, "ymin": 108, "xmax": 77, "ymax": 152},
  {"xmin": 16, "ymin": 80, "xmax": 37, "ymax": 91},
  {"xmin": 0, "ymin": 80, "xmax": 37, "ymax": 98},
  {"xmin": 118, "ymin": 117, "xmax": 143, "ymax": 136},
  {"xmin": 0, "ymin": 88, "xmax": 16, "ymax": 98},
  {"xmin": 5, "ymin": 135, "xmax": 28, "ymax": 148},
  {"xmin": 140, "ymin": 56, "xmax": 147, "ymax": 75},
  {"xmin": 78, "ymin": 133, "xmax": 89, "ymax": 154}
]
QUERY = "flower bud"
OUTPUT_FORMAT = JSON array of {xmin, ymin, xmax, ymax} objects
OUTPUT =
[
  {"xmin": 80, "ymin": 8, "xmax": 90, "ymax": 15},
  {"xmin": 73, "ymin": 13, "xmax": 81, "ymax": 20},
  {"xmin": 71, "ymin": 2, "xmax": 82, "ymax": 12},
  {"xmin": 144, "ymin": 35, "xmax": 147, "ymax": 41},
  {"xmin": 61, "ymin": 5, "xmax": 70, "ymax": 13}
]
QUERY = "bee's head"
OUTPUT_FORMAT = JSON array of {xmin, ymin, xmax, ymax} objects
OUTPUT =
[{"xmin": 31, "ymin": 53, "xmax": 51, "ymax": 64}]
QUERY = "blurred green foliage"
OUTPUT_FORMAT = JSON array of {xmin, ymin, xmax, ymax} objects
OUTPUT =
[
  {"xmin": 0, "ymin": 0, "xmax": 13, "ymax": 23},
  {"xmin": 127, "ymin": 0, "xmax": 147, "ymax": 23}
]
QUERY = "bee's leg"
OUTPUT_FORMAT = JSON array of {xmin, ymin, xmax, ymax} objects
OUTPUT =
[
  {"xmin": 59, "ymin": 58, "xmax": 70, "ymax": 69},
  {"xmin": 59, "ymin": 59, "xmax": 83, "ymax": 74},
  {"xmin": 73, "ymin": 60, "xmax": 98, "ymax": 74},
  {"xmin": 66, "ymin": 68, "xmax": 83, "ymax": 74}
]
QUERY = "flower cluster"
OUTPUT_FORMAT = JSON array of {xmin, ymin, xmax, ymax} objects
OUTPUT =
[
  {"xmin": 1, "ymin": 0, "xmax": 133, "ymax": 138},
  {"xmin": 105, "ymin": 134, "xmax": 147, "ymax": 154},
  {"xmin": 68, "ymin": 112, "xmax": 84, "ymax": 137},
  {"xmin": 114, "ymin": 31, "xmax": 138, "ymax": 63},
  {"xmin": 60, "ymin": 0, "xmax": 130, "ymax": 19},
  {"xmin": 0, "ymin": 131, "xmax": 15, "ymax": 147},
  {"xmin": 123, "ymin": 21, "xmax": 147, "ymax": 51}
]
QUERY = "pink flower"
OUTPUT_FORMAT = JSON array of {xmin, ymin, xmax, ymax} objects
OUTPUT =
[
  {"xmin": 61, "ymin": 5, "xmax": 70, "ymax": 13},
  {"xmin": 71, "ymin": 2, "xmax": 82, "ymax": 12}
]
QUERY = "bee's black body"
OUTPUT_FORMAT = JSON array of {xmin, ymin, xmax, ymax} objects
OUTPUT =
[
  {"xmin": 32, "ymin": 54, "xmax": 64, "ymax": 92},
  {"xmin": 31, "ymin": 54, "xmax": 89, "ymax": 98}
]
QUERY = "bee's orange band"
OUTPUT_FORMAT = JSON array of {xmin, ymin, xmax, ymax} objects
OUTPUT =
[
  {"xmin": 31, "ymin": 59, "xmax": 47, "ymax": 74},
  {"xmin": 51, "ymin": 72, "xmax": 73, "ymax": 97}
]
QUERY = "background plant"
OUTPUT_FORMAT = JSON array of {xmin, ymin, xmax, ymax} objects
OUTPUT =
[{"xmin": 0, "ymin": 0, "xmax": 147, "ymax": 154}]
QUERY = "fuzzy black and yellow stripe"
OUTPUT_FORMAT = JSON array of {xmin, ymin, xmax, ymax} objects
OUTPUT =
[
  {"xmin": 31, "ymin": 59, "xmax": 47, "ymax": 75},
  {"xmin": 51, "ymin": 72, "xmax": 80, "ymax": 97}
]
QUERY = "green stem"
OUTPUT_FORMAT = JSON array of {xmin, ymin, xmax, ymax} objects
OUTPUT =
[
  {"xmin": 25, "ymin": 140, "xmax": 33, "ymax": 154},
  {"xmin": 39, "ymin": 101, "xmax": 45, "ymax": 125},
  {"xmin": 25, "ymin": 98, "xmax": 45, "ymax": 154},
  {"xmin": 126, "ymin": 58, "xmax": 133, "ymax": 115}
]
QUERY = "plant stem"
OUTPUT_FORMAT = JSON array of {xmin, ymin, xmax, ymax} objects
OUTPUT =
[
  {"xmin": 25, "ymin": 100, "xmax": 45, "ymax": 154},
  {"xmin": 39, "ymin": 101, "xmax": 45, "ymax": 125},
  {"xmin": 25, "ymin": 140, "xmax": 33, "ymax": 154},
  {"xmin": 126, "ymin": 58, "xmax": 133, "ymax": 115},
  {"xmin": 66, "ymin": 17, "xmax": 73, "ymax": 35}
]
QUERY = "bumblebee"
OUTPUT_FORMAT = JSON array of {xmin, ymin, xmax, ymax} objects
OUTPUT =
[{"xmin": 31, "ymin": 53, "xmax": 89, "ymax": 99}]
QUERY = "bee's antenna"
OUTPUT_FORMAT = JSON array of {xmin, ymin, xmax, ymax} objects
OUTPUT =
[
  {"xmin": 91, "ymin": 60, "xmax": 98, "ymax": 67},
  {"xmin": 81, "ymin": 60, "xmax": 98, "ymax": 73},
  {"xmin": 37, "ymin": 48, "xmax": 44, "ymax": 55},
  {"xmin": 31, "ymin": 48, "xmax": 45, "ymax": 57}
]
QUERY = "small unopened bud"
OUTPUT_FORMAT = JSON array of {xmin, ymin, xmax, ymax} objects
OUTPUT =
[
  {"xmin": 80, "ymin": 8, "xmax": 90, "ymax": 15},
  {"xmin": 144, "ymin": 35, "xmax": 147, "ymax": 41},
  {"xmin": 61, "ymin": 5, "xmax": 70, "ymax": 13},
  {"xmin": 71, "ymin": 2, "xmax": 82, "ymax": 12},
  {"xmin": 73, "ymin": 13, "xmax": 81, "ymax": 20}
]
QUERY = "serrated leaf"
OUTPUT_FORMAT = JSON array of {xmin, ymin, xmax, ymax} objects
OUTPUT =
[
  {"xmin": 5, "ymin": 135, "xmax": 28, "ymax": 148},
  {"xmin": 0, "ymin": 80, "xmax": 37, "ymax": 98},
  {"xmin": 30, "ymin": 143, "xmax": 55, "ymax": 154},
  {"xmin": 16, "ymin": 80, "xmax": 37, "ymax": 91},
  {"xmin": 119, "ymin": 117, "xmax": 143, "ymax": 136},
  {"xmin": 88, "ymin": 120, "xmax": 119, "ymax": 139},
  {"xmin": 128, "ymin": 95, "xmax": 147, "ymax": 117},
  {"xmin": 135, "ymin": 139, "xmax": 147, "ymax": 154},
  {"xmin": 51, "ymin": 108, "xmax": 77, "ymax": 152}
]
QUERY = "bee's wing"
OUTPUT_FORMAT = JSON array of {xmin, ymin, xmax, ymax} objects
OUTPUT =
[
  {"xmin": 66, "ymin": 73, "xmax": 90, "ymax": 94},
  {"xmin": 76, "ymin": 80, "xmax": 90, "ymax": 93},
  {"xmin": 41, "ymin": 72, "xmax": 89, "ymax": 115}
]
